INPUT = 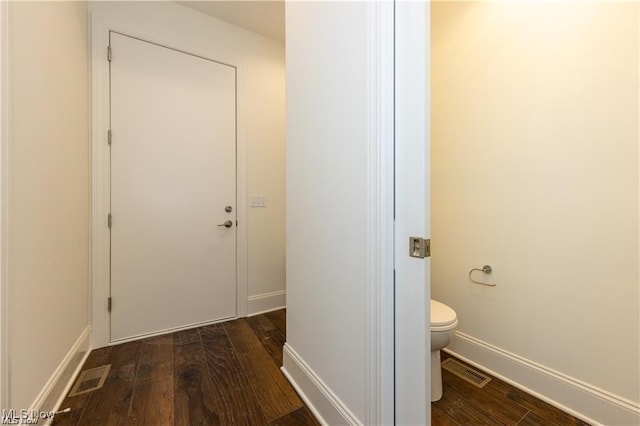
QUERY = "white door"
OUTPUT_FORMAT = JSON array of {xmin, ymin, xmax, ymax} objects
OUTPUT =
[
  {"xmin": 109, "ymin": 32, "xmax": 237, "ymax": 342},
  {"xmin": 395, "ymin": 2, "xmax": 430, "ymax": 423}
]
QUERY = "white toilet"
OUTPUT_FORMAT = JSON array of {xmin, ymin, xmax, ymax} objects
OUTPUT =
[{"xmin": 430, "ymin": 299, "xmax": 458, "ymax": 402}]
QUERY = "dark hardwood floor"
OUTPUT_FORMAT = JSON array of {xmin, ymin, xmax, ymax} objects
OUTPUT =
[
  {"xmin": 53, "ymin": 309, "xmax": 319, "ymax": 426},
  {"xmin": 433, "ymin": 352, "xmax": 591, "ymax": 426},
  {"xmin": 54, "ymin": 310, "xmax": 589, "ymax": 426}
]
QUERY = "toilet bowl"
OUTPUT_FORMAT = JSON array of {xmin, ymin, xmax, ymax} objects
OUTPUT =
[{"xmin": 430, "ymin": 299, "xmax": 458, "ymax": 402}]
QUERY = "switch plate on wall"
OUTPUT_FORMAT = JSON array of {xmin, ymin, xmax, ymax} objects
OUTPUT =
[{"xmin": 250, "ymin": 195, "xmax": 268, "ymax": 207}]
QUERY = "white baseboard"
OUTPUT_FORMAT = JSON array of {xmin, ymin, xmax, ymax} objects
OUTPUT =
[
  {"xmin": 29, "ymin": 327, "xmax": 91, "ymax": 417},
  {"xmin": 447, "ymin": 331, "xmax": 640, "ymax": 426},
  {"xmin": 246, "ymin": 290, "xmax": 286, "ymax": 317},
  {"xmin": 281, "ymin": 343, "xmax": 361, "ymax": 426}
]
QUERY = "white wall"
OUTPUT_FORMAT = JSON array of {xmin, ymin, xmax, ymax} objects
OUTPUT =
[
  {"xmin": 89, "ymin": 2, "xmax": 286, "ymax": 321},
  {"xmin": 7, "ymin": 1, "xmax": 90, "ymax": 410},
  {"xmin": 432, "ymin": 1, "xmax": 639, "ymax": 422},
  {"xmin": 246, "ymin": 49, "xmax": 286, "ymax": 310},
  {"xmin": 285, "ymin": 2, "xmax": 369, "ymax": 422},
  {"xmin": 241, "ymin": 21, "xmax": 286, "ymax": 308}
]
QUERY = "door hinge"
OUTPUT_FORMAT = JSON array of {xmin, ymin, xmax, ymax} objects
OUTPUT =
[
  {"xmin": 107, "ymin": 46, "xmax": 112, "ymax": 62},
  {"xmin": 107, "ymin": 129, "xmax": 112, "ymax": 145},
  {"xmin": 108, "ymin": 213, "xmax": 112, "ymax": 229},
  {"xmin": 409, "ymin": 236, "xmax": 430, "ymax": 258},
  {"xmin": 107, "ymin": 297, "xmax": 112, "ymax": 312}
]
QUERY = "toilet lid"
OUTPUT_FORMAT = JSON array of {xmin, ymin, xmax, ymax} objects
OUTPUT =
[{"xmin": 431, "ymin": 300, "xmax": 457, "ymax": 327}]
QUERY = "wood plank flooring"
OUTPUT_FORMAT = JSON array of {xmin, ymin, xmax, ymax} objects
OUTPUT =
[
  {"xmin": 433, "ymin": 352, "xmax": 591, "ymax": 426},
  {"xmin": 54, "ymin": 309, "xmax": 590, "ymax": 426},
  {"xmin": 53, "ymin": 310, "xmax": 319, "ymax": 426}
]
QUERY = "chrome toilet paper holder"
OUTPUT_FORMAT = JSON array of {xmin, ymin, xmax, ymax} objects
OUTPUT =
[{"xmin": 469, "ymin": 265, "xmax": 496, "ymax": 287}]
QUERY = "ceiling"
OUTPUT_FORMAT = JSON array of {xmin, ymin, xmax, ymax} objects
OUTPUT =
[{"xmin": 178, "ymin": 1, "xmax": 285, "ymax": 43}]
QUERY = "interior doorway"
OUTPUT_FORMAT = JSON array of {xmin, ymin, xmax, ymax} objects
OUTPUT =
[{"xmin": 90, "ymin": 6, "xmax": 257, "ymax": 347}]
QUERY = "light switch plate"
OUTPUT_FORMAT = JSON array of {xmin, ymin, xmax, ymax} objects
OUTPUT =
[{"xmin": 250, "ymin": 195, "xmax": 267, "ymax": 207}]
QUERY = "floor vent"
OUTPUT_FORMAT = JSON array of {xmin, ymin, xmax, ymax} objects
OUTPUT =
[
  {"xmin": 68, "ymin": 365, "xmax": 111, "ymax": 397},
  {"xmin": 442, "ymin": 358, "xmax": 491, "ymax": 388}
]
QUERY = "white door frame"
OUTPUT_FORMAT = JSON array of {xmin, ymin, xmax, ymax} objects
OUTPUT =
[
  {"xmin": 365, "ymin": 2, "xmax": 395, "ymax": 424},
  {"xmin": 89, "ymin": 6, "xmax": 249, "ymax": 348},
  {"xmin": 366, "ymin": 1, "xmax": 430, "ymax": 423},
  {"xmin": 0, "ymin": 0, "xmax": 9, "ymax": 411}
]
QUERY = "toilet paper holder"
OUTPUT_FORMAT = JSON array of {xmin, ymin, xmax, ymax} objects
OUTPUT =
[{"xmin": 469, "ymin": 265, "xmax": 496, "ymax": 287}]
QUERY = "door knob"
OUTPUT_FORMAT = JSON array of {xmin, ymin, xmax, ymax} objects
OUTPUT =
[{"xmin": 218, "ymin": 220, "xmax": 233, "ymax": 228}]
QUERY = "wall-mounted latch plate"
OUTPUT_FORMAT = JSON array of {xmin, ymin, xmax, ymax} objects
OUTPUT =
[{"xmin": 409, "ymin": 237, "xmax": 430, "ymax": 258}]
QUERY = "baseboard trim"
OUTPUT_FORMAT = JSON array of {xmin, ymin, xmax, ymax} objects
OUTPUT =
[
  {"xmin": 246, "ymin": 290, "xmax": 286, "ymax": 317},
  {"xmin": 447, "ymin": 331, "xmax": 640, "ymax": 426},
  {"xmin": 281, "ymin": 343, "xmax": 361, "ymax": 425},
  {"xmin": 29, "ymin": 327, "xmax": 91, "ymax": 416}
]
